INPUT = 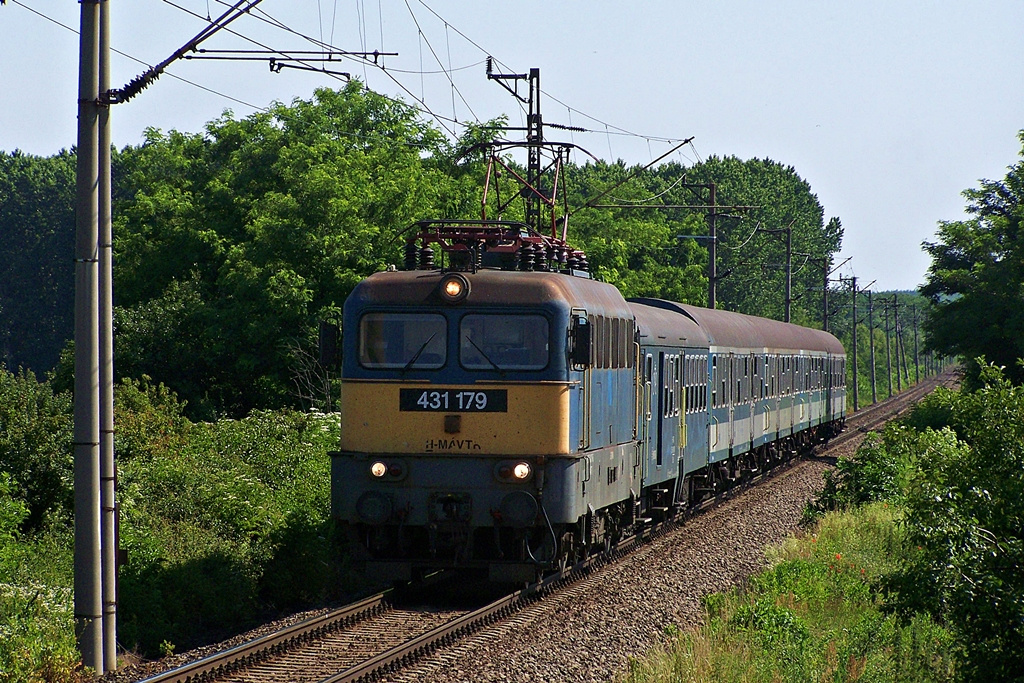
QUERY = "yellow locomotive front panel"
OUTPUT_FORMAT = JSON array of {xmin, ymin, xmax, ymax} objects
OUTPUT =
[{"xmin": 340, "ymin": 380, "xmax": 573, "ymax": 456}]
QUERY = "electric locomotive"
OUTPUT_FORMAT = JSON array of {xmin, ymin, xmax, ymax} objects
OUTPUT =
[
  {"xmin": 331, "ymin": 221, "xmax": 640, "ymax": 582},
  {"xmin": 329, "ymin": 221, "xmax": 847, "ymax": 583}
]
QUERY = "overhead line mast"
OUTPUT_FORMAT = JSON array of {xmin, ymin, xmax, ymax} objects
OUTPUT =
[{"xmin": 485, "ymin": 60, "xmax": 545, "ymax": 235}]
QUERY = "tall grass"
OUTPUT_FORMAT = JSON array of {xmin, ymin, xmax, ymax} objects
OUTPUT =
[
  {"xmin": 619, "ymin": 505, "xmax": 955, "ymax": 683},
  {"xmin": 1, "ymin": 475, "xmax": 79, "ymax": 682}
]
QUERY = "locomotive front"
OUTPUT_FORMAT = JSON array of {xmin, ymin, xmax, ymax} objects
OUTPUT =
[{"xmin": 331, "ymin": 267, "xmax": 590, "ymax": 582}]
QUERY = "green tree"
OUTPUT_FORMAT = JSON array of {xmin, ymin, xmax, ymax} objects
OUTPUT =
[
  {"xmin": 566, "ymin": 160, "xmax": 708, "ymax": 304},
  {"xmin": 0, "ymin": 150, "xmax": 76, "ymax": 374},
  {"xmin": 680, "ymin": 156, "xmax": 841, "ymax": 324},
  {"xmin": 111, "ymin": 83, "xmax": 481, "ymax": 417},
  {"xmin": 0, "ymin": 365, "xmax": 73, "ymax": 531},
  {"xmin": 921, "ymin": 130, "xmax": 1024, "ymax": 385}
]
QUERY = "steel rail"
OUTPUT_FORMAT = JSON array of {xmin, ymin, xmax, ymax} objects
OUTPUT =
[{"xmin": 136, "ymin": 592, "xmax": 389, "ymax": 683}]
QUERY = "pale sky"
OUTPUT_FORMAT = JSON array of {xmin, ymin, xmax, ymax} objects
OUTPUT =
[{"xmin": 2, "ymin": 1, "xmax": 1023, "ymax": 292}]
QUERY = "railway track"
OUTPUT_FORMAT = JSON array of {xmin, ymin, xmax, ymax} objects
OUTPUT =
[
  {"xmin": 132, "ymin": 368, "xmax": 957, "ymax": 683},
  {"xmin": 836, "ymin": 368, "xmax": 957, "ymax": 445}
]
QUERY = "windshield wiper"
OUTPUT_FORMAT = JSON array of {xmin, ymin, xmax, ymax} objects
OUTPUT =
[
  {"xmin": 402, "ymin": 332, "xmax": 438, "ymax": 372},
  {"xmin": 464, "ymin": 335, "xmax": 504, "ymax": 372}
]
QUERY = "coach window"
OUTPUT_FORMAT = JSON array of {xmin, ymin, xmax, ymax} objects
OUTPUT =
[
  {"xmin": 674, "ymin": 355, "xmax": 682, "ymax": 416},
  {"xmin": 606, "ymin": 317, "xmax": 614, "ymax": 366},
  {"xmin": 740, "ymin": 357, "xmax": 744, "ymax": 401},
  {"xmin": 745, "ymin": 357, "xmax": 750, "ymax": 401},
  {"xmin": 687, "ymin": 357, "xmax": 696, "ymax": 413},
  {"xmin": 460, "ymin": 314, "xmax": 549, "ymax": 370},
  {"xmin": 702, "ymin": 358, "xmax": 709, "ymax": 410},
  {"xmin": 359, "ymin": 312, "xmax": 447, "ymax": 369},
  {"xmin": 720, "ymin": 358, "xmax": 729, "ymax": 405},
  {"xmin": 662, "ymin": 355, "xmax": 670, "ymax": 417},
  {"xmin": 601, "ymin": 317, "xmax": 610, "ymax": 368},
  {"xmin": 711, "ymin": 356, "xmax": 718, "ymax": 408},
  {"xmin": 753, "ymin": 356, "xmax": 759, "ymax": 400},
  {"xmin": 684, "ymin": 358, "xmax": 691, "ymax": 413}
]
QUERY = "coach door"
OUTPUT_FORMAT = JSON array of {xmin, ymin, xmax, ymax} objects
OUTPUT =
[
  {"xmin": 658, "ymin": 352, "xmax": 678, "ymax": 473},
  {"xmin": 571, "ymin": 310, "xmax": 592, "ymax": 451},
  {"xmin": 643, "ymin": 354, "xmax": 658, "ymax": 476},
  {"xmin": 726, "ymin": 352, "xmax": 735, "ymax": 451}
]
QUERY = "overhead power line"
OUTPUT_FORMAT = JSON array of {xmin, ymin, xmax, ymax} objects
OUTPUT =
[
  {"xmin": 9, "ymin": 0, "xmax": 266, "ymax": 112},
  {"xmin": 109, "ymin": 0, "xmax": 264, "ymax": 104}
]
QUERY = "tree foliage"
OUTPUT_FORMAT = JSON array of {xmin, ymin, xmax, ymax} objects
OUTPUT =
[
  {"xmin": 921, "ymin": 131, "xmax": 1024, "ymax": 385},
  {"xmin": 681, "ymin": 156, "xmax": 842, "ymax": 325},
  {"xmin": 820, "ymin": 366, "xmax": 1024, "ymax": 681},
  {"xmin": 110, "ymin": 83, "xmax": 479, "ymax": 417},
  {"xmin": 565, "ymin": 156, "xmax": 841, "ymax": 318},
  {"xmin": 3, "ymin": 85, "xmax": 844, "ymax": 417},
  {"xmin": 885, "ymin": 364, "xmax": 1024, "ymax": 681},
  {"xmin": 0, "ymin": 150, "xmax": 76, "ymax": 374},
  {"xmin": 0, "ymin": 366, "xmax": 350, "ymax": 659},
  {"xmin": 0, "ymin": 365, "xmax": 73, "ymax": 532}
]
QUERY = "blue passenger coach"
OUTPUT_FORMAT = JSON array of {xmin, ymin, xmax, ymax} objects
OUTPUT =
[{"xmin": 629, "ymin": 299, "xmax": 845, "ymax": 508}]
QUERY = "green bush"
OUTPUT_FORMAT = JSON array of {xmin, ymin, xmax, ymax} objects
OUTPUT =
[
  {"xmin": 817, "ymin": 362, "xmax": 1024, "ymax": 681},
  {"xmin": 0, "ymin": 366, "xmax": 73, "ymax": 531},
  {"xmin": 884, "ymin": 363, "xmax": 1024, "ymax": 682},
  {"xmin": 1, "ymin": 366, "xmax": 354, "ymax": 665},
  {"xmin": 112, "ymin": 381, "xmax": 346, "ymax": 653},
  {"xmin": 813, "ymin": 422, "xmax": 925, "ymax": 512},
  {"xmin": 1, "ymin": 474, "xmax": 79, "ymax": 682}
]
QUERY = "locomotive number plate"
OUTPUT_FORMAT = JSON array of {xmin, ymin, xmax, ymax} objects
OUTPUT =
[{"xmin": 399, "ymin": 389, "xmax": 508, "ymax": 412}]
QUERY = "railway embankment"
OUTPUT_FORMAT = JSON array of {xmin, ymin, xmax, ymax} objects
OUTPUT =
[{"xmin": 99, "ymin": 371, "xmax": 955, "ymax": 683}]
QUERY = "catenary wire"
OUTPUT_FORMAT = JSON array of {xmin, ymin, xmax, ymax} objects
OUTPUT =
[
  {"xmin": 9, "ymin": 0, "xmax": 267, "ymax": 113},
  {"xmin": 205, "ymin": 0, "xmax": 461, "ymax": 136}
]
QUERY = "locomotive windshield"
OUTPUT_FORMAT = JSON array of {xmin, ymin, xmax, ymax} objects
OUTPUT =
[
  {"xmin": 358, "ymin": 313, "xmax": 446, "ymax": 369},
  {"xmin": 460, "ymin": 314, "xmax": 549, "ymax": 371}
]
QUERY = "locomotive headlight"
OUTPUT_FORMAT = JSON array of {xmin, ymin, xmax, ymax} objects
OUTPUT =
[
  {"xmin": 370, "ymin": 461, "xmax": 388, "ymax": 478},
  {"xmin": 438, "ymin": 273, "xmax": 470, "ymax": 303},
  {"xmin": 444, "ymin": 278, "xmax": 463, "ymax": 297},
  {"xmin": 512, "ymin": 462, "xmax": 532, "ymax": 480}
]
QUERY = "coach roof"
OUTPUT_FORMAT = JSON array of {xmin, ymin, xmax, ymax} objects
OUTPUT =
[
  {"xmin": 629, "ymin": 298, "xmax": 845, "ymax": 355},
  {"xmin": 629, "ymin": 300, "xmax": 708, "ymax": 348}
]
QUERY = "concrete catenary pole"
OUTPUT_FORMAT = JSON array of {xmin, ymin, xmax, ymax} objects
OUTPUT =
[
  {"xmin": 708, "ymin": 182, "xmax": 717, "ymax": 310},
  {"xmin": 822, "ymin": 262, "xmax": 828, "ymax": 332},
  {"xmin": 851, "ymin": 276, "xmax": 858, "ymax": 411},
  {"xmin": 897, "ymin": 296, "xmax": 905, "ymax": 393},
  {"xmin": 883, "ymin": 303, "xmax": 893, "ymax": 397},
  {"xmin": 784, "ymin": 223, "xmax": 792, "ymax": 323},
  {"xmin": 899, "ymin": 318, "xmax": 911, "ymax": 384},
  {"xmin": 912, "ymin": 305, "xmax": 920, "ymax": 384},
  {"xmin": 98, "ymin": 0, "xmax": 118, "ymax": 670},
  {"xmin": 74, "ymin": 0, "xmax": 104, "ymax": 673},
  {"xmin": 868, "ymin": 290, "xmax": 877, "ymax": 404}
]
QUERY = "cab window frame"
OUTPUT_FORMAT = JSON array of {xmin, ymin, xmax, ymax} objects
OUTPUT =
[
  {"xmin": 458, "ymin": 312, "xmax": 552, "ymax": 371},
  {"xmin": 357, "ymin": 311, "xmax": 448, "ymax": 370}
]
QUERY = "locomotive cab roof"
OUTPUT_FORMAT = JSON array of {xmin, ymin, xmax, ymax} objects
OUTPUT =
[{"xmin": 346, "ymin": 268, "xmax": 634, "ymax": 321}]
